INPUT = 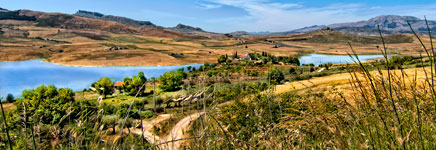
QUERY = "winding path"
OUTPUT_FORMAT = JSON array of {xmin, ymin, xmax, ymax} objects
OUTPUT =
[
  {"xmin": 161, "ymin": 112, "xmax": 205, "ymax": 150},
  {"xmin": 132, "ymin": 112, "xmax": 205, "ymax": 150}
]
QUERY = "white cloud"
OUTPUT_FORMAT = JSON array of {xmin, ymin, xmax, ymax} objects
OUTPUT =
[
  {"xmin": 198, "ymin": 3, "xmax": 222, "ymax": 9},
  {"xmin": 205, "ymin": 0, "xmax": 436, "ymax": 32},
  {"xmin": 267, "ymin": 3, "xmax": 302, "ymax": 9}
]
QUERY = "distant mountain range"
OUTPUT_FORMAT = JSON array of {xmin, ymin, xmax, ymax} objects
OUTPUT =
[
  {"xmin": 0, "ymin": 8, "xmax": 219, "ymax": 38},
  {"xmin": 1, "ymin": 7, "xmax": 435, "ymax": 37},
  {"xmin": 74, "ymin": 10, "xmax": 216, "ymax": 36},
  {"xmin": 230, "ymin": 15, "xmax": 436, "ymax": 37},
  {"xmin": 74, "ymin": 10, "xmax": 157, "ymax": 27}
]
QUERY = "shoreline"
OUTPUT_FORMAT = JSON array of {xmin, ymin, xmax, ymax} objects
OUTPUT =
[
  {"xmin": 1, "ymin": 52, "xmax": 388, "ymax": 67},
  {"xmin": 1, "ymin": 58, "xmax": 205, "ymax": 67}
]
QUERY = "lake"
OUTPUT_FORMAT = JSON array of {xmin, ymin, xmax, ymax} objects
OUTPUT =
[
  {"xmin": 0, "ymin": 59, "xmax": 202, "ymax": 98},
  {"xmin": 0, "ymin": 53, "xmax": 384, "ymax": 98},
  {"xmin": 299, "ymin": 53, "xmax": 384, "ymax": 66}
]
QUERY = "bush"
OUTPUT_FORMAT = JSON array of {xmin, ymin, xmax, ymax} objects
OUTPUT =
[
  {"xmin": 158, "ymin": 69, "xmax": 186, "ymax": 91},
  {"xmin": 289, "ymin": 67, "xmax": 297, "ymax": 74},
  {"xmin": 102, "ymin": 115, "xmax": 118, "ymax": 134},
  {"xmin": 123, "ymin": 72, "xmax": 147, "ymax": 96},
  {"xmin": 116, "ymin": 103, "xmax": 130, "ymax": 118},
  {"xmin": 310, "ymin": 67, "xmax": 315, "ymax": 72},
  {"xmin": 20, "ymin": 85, "xmax": 74, "ymax": 125},
  {"xmin": 294, "ymin": 74, "xmax": 311, "ymax": 81},
  {"xmin": 101, "ymin": 103, "xmax": 118, "ymax": 115},
  {"xmin": 267, "ymin": 68, "xmax": 284, "ymax": 84},
  {"xmin": 6, "ymin": 94, "xmax": 14, "ymax": 103},
  {"xmin": 93, "ymin": 77, "xmax": 114, "ymax": 98},
  {"xmin": 140, "ymin": 110, "xmax": 156, "ymax": 119},
  {"xmin": 132, "ymin": 99, "xmax": 149, "ymax": 109},
  {"xmin": 218, "ymin": 55, "xmax": 227, "ymax": 64},
  {"xmin": 248, "ymin": 70, "xmax": 259, "ymax": 77}
]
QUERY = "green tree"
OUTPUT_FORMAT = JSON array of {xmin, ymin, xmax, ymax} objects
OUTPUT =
[
  {"xmin": 310, "ymin": 67, "xmax": 315, "ymax": 72},
  {"xmin": 20, "ymin": 85, "xmax": 74, "ymax": 125},
  {"xmin": 268, "ymin": 68, "xmax": 284, "ymax": 85},
  {"xmin": 116, "ymin": 104, "xmax": 129, "ymax": 118},
  {"xmin": 187, "ymin": 66, "xmax": 192, "ymax": 71},
  {"xmin": 101, "ymin": 103, "xmax": 117, "ymax": 115},
  {"xmin": 156, "ymin": 98, "xmax": 164, "ymax": 108},
  {"xmin": 130, "ymin": 75, "xmax": 144, "ymax": 96},
  {"xmin": 123, "ymin": 77, "xmax": 132, "ymax": 93},
  {"xmin": 94, "ymin": 77, "xmax": 114, "ymax": 98},
  {"xmin": 321, "ymin": 63, "xmax": 333, "ymax": 70},
  {"xmin": 158, "ymin": 69, "xmax": 187, "ymax": 91},
  {"xmin": 138, "ymin": 72, "xmax": 147, "ymax": 83},
  {"xmin": 123, "ymin": 72, "xmax": 147, "ymax": 96},
  {"xmin": 289, "ymin": 67, "xmax": 297, "ymax": 75},
  {"xmin": 6, "ymin": 94, "xmax": 14, "ymax": 103},
  {"xmin": 233, "ymin": 51, "xmax": 238, "ymax": 59},
  {"xmin": 218, "ymin": 55, "xmax": 227, "ymax": 64},
  {"xmin": 176, "ymin": 68, "xmax": 187, "ymax": 79}
]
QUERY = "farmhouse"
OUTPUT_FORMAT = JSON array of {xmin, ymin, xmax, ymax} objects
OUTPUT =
[{"xmin": 114, "ymin": 81, "xmax": 124, "ymax": 87}]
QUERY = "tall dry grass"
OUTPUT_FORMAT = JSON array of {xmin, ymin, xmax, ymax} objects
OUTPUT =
[{"xmin": 178, "ymin": 20, "xmax": 436, "ymax": 149}]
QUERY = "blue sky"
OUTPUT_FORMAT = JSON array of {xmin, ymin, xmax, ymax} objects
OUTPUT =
[{"xmin": 1, "ymin": 0, "xmax": 436, "ymax": 33}]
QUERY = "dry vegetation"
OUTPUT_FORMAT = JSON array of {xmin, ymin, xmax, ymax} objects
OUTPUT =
[
  {"xmin": 0, "ymin": 21, "xmax": 429, "ymax": 66},
  {"xmin": 177, "ymin": 24, "xmax": 436, "ymax": 149},
  {"xmin": 276, "ymin": 67, "xmax": 433, "ymax": 104}
]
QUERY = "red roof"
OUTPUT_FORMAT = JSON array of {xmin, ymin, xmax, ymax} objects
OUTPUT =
[
  {"xmin": 114, "ymin": 81, "xmax": 124, "ymax": 87},
  {"xmin": 241, "ymin": 53, "xmax": 249, "ymax": 58}
]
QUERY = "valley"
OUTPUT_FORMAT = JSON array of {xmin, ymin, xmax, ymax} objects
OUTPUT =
[
  {"xmin": 1, "ymin": 6, "xmax": 436, "ymax": 150},
  {"xmin": 0, "ymin": 9, "xmax": 432, "ymax": 66}
]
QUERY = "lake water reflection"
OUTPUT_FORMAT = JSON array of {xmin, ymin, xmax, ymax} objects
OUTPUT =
[
  {"xmin": 0, "ymin": 53, "xmax": 384, "ymax": 98},
  {"xmin": 299, "ymin": 53, "xmax": 384, "ymax": 66},
  {"xmin": 0, "ymin": 59, "xmax": 202, "ymax": 97}
]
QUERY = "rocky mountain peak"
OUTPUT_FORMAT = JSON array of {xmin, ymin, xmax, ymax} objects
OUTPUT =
[
  {"xmin": 74, "ymin": 10, "xmax": 157, "ymax": 27},
  {"xmin": 75, "ymin": 10, "xmax": 104, "ymax": 18},
  {"xmin": 174, "ymin": 23, "xmax": 204, "ymax": 31}
]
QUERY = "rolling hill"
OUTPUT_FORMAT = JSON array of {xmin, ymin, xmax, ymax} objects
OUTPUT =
[
  {"xmin": 74, "ymin": 10, "xmax": 221, "ymax": 37},
  {"xmin": 231, "ymin": 15, "xmax": 436, "ymax": 37},
  {"xmin": 0, "ymin": 8, "xmax": 429, "ymax": 66},
  {"xmin": 0, "ymin": 9, "xmax": 206, "ymax": 38},
  {"xmin": 74, "ymin": 10, "xmax": 157, "ymax": 27}
]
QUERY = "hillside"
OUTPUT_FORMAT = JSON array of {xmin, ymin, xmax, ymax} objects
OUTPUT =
[
  {"xmin": 74, "ymin": 10, "xmax": 222, "ymax": 38},
  {"xmin": 74, "ymin": 10, "xmax": 157, "ymax": 27},
  {"xmin": 2, "ymin": 2, "xmax": 436, "ymax": 150},
  {"xmin": 0, "ymin": 8, "xmax": 429, "ymax": 66},
  {"xmin": 275, "ymin": 30, "xmax": 414, "ymax": 44},
  {"xmin": 166, "ymin": 23, "xmax": 224, "ymax": 38},
  {"xmin": 0, "ymin": 9, "xmax": 204, "ymax": 39},
  {"xmin": 232, "ymin": 15, "xmax": 436, "ymax": 36},
  {"xmin": 329, "ymin": 15, "xmax": 436, "ymax": 35},
  {"xmin": 167, "ymin": 24, "xmax": 205, "ymax": 33}
]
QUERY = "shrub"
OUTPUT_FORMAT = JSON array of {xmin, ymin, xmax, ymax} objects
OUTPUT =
[
  {"xmin": 20, "ymin": 85, "xmax": 74, "ymax": 125},
  {"xmin": 123, "ymin": 72, "xmax": 147, "ymax": 96},
  {"xmin": 93, "ymin": 77, "xmax": 114, "ymax": 98},
  {"xmin": 289, "ymin": 67, "xmax": 297, "ymax": 74},
  {"xmin": 6, "ymin": 94, "xmax": 14, "ymax": 103},
  {"xmin": 267, "ymin": 68, "xmax": 284, "ymax": 84},
  {"xmin": 158, "ymin": 69, "xmax": 186, "ymax": 91},
  {"xmin": 140, "ymin": 110, "xmax": 156, "ymax": 119}
]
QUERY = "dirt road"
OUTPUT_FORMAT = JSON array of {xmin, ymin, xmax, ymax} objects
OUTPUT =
[
  {"xmin": 131, "ymin": 114, "xmax": 172, "ymax": 144},
  {"xmin": 160, "ymin": 112, "xmax": 205, "ymax": 150},
  {"xmin": 132, "ymin": 112, "xmax": 205, "ymax": 150}
]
